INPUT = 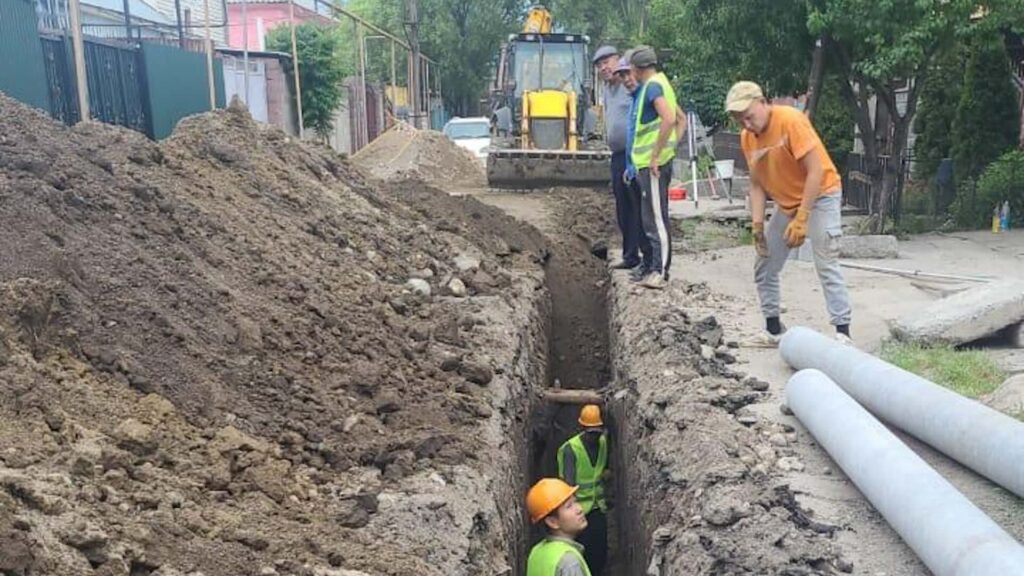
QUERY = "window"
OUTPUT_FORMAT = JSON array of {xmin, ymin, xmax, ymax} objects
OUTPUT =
[
  {"xmin": 513, "ymin": 41, "xmax": 586, "ymax": 95},
  {"xmin": 444, "ymin": 121, "xmax": 490, "ymax": 140}
]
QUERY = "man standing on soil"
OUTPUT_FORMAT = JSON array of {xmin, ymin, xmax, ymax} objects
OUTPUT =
[
  {"xmin": 725, "ymin": 81, "xmax": 852, "ymax": 345},
  {"xmin": 595, "ymin": 46, "xmax": 645, "ymax": 272},
  {"xmin": 630, "ymin": 46, "xmax": 679, "ymax": 290},
  {"xmin": 557, "ymin": 404, "xmax": 609, "ymax": 576},
  {"xmin": 526, "ymin": 478, "xmax": 593, "ymax": 576}
]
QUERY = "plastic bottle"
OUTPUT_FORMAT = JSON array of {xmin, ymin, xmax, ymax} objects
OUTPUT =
[
  {"xmin": 1001, "ymin": 200, "xmax": 1010, "ymax": 231},
  {"xmin": 993, "ymin": 205, "xmax": 1001, "ymax": 233}
]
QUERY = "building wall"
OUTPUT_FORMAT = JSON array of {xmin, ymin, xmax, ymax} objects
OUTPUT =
[
  {"xmin": 265, "ymin": 56, "xmax": 297, "ymax": 135},
  {"xmin": 225, "ymin": 2, "xmax": 327, "ymax": 51}
]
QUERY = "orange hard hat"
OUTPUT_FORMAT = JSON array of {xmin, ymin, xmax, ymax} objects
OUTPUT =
[
  {"xmin": 578, "ymin": 404, "xmax": 603, "ymax": 427},
  {"xmin": 526, "ymin": 478, "xmax": 578, "ymax": 524}
]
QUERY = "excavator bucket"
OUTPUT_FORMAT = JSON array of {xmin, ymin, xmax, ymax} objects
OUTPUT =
[{"xmin": 486, "ymin": 149, "xmax": 612, "ymax": 189}]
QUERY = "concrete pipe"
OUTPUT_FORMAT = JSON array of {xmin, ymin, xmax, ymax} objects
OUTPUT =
[
  {"xmin": 780, "ymin": 326, "xmax": 1024, "ymax": 498},
  {"xmin": 787, "ymin": 369, "xmax": 1024, "ymax": 575}
]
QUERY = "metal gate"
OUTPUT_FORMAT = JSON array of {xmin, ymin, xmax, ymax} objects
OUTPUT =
[
  {"xmin": 83, "ymin": 39, "xmax": 149, "ymax": 133},
  {"xmin": 40, "ymin": 34, "xmax": 149, "ymax": 135}
]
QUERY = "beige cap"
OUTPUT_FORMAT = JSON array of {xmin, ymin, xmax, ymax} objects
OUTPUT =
[{"xmin": 725, "ymin": 81, "xmax": 765, "ymax": 112}]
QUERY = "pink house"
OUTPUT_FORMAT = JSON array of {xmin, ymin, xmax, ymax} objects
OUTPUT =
[{"xmin": 226, "ymin": 0, "xmax": 334, "ymax": 51}]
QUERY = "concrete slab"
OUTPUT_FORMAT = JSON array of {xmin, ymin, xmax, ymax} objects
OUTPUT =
[
  {"xmin": 983, "ymin": 374, "xmax": 1024, "ymax": 415},
  {"xmin": 839, "ymin": 235, "xmax": 899, "ymax": 259},
  {"xmin": 891, "ymin": 280, "xmax": 1024, "ymax": 346}
]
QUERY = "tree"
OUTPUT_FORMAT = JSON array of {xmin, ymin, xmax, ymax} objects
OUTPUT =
[
  {"xmin": 267, "ymin": 23, "xmax": 346, "ymax": 139},
  {"xmin": 644, "ymin": 0, "xmax": 813, "ymax": 128},
  {"xmin": 913, "ymin": 47, "xmax": 964, "ymax": 183},
  {"xmin": 951, "ymin": 27, "xmax": 1021, "ymax": 184},
  {"xmin": 813, "ymin": 0, "xmax": 1024, "ymax": 231}
]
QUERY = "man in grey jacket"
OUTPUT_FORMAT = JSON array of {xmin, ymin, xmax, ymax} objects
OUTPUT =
[{"xmin": 595, "ymin": 45, "xmax": 646, "ymax": 271}]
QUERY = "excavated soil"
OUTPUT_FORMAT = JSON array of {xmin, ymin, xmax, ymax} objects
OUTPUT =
[
  {"xmin": 0, "ymin": 96, "xmax": 550, "ymax": 575},
  {"xmin": 609, "ymin": 278, "xmax": 848, "ymax": 575},
  {"xmin": 351, "ymin": 123, "xmax": 486, "ymax": 189}
]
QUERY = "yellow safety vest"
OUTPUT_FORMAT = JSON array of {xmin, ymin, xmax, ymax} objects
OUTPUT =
[
  {"xmin": 557, "ymin": 432, "xmax": 608, "ymax": 514},
  {"xmin": 631, "ymin": 72, "xmax": 678, "ymax": 168},
  {"xmin": 526, "ymin": 538, "xmax": 593, "ymax": 576}
]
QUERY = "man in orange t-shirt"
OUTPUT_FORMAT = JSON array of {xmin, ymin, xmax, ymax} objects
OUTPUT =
[{"xmin": 726, "ymin": 81, "xmax": 852, "ymax": 346}]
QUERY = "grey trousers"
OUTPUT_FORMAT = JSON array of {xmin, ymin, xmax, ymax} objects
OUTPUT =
[{"xmin": 755, "ymin": 192, "xmax": 852, "ymax": 326}]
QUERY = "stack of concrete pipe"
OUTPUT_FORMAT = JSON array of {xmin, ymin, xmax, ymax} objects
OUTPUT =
[{"xmin": 780, "ymin": 327, "xmax": 1024, "ymax": 576}]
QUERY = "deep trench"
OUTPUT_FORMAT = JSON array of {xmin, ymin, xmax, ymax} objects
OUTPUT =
[{"xmin": 517, "ymin": 204, "xmax": 634, "ymax": 576}]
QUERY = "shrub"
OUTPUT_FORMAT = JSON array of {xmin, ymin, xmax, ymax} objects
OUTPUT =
[{"xmin": 954, "ymin": 150, "xmax": 1024, "ymax": 228}]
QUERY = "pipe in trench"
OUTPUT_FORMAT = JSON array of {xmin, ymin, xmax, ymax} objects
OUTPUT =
[
  {"xmin": 786, "ymin": 369, "xmax": 1024, "ymax": 575},
  {"xmin": 780, "ymin": 327, "xmax": 1024, "ymax": 498}
]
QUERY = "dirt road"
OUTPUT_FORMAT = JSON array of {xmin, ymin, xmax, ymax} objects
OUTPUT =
[{"xmin": 673, "ymin": 214, "xmax": 1024, "ymax": 574}]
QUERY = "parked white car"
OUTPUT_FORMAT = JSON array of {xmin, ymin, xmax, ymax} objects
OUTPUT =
[{"xmin": 442, "ymin": 117, "xmax": 491, "ymax": 160}]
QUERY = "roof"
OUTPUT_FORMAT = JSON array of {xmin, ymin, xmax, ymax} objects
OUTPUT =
[
  {"xmin": 446, "ymin": 117, "xmax": 489, "ymax": 124},
  {"xmin": 217, "ymin": 47, "xmax": 293, "ymax": 61},
  {"xmin": 83, "ymin": 0, "xmax": 173, "ymax": 24}
]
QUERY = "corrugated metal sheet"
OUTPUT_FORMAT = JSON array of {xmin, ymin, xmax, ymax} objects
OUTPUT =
[
  {"xmin": 141, "ymin": 41, "xmax": 224, "ymax": 138},
  {"xmin": 0, "ymin": 0, "xmax": 50, "ymax": 111}
]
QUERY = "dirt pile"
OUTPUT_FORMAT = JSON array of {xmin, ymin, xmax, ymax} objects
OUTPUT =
[
  {"xmin": 608, "ymin": 280, "xmax": 848, "ymax": 574},
  {"xmin": 352, "ymin": 123, "xmax": 486, "ymax": 189},
  {"xmin": 0, "ymin": 95, "xmax": 547, "ymax": 575}
]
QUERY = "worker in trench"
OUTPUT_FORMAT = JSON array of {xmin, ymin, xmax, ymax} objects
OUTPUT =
[
  {"xmin": 725, "ymin": 81, "xmax": 853, "ymax": 346},
  {"xmin": 555, "ymin": 404, "xmax": 610, "ymax": 575},
  {"xmin": 526, "ymin": 477, "xmax": 593, "ymax": 576}
]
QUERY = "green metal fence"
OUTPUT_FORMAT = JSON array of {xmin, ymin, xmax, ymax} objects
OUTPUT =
[
  {"xmin": 0, "ymin": 0, "xmax": 50, "ymax": 112},
  {"xmin": 141, "ymin": 42, "xmax": 225, "ymax": 139}
]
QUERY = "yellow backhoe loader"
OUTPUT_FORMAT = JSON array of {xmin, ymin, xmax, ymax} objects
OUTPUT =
[{"xmin": 487, "ymin": 6, "xmax": 610, "ymax": 188}]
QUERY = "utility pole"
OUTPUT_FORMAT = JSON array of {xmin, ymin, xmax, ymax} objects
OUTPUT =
[
  {"xmin": 357, "ymin": 22, "xmax": 368, "ymax": 148},
  {"xmin": 173, "ymin": 0, "xmax": 185, "ymax": 47},
  {"xmin": 68, "ymin": 0, "xmax": 89, "ymax": 122},
  {"xmin": 121, "ymin": 0, "xmax": 132, "ymax": 40},
  {"xmin": 203, "ymin": 0, "xmax": 216, "ymax": 110},
  {"xmin": 405, "ymin": 0, "xmax": 421, "ymax": 128},
  {"xmin": 242, "ymin": 0, "xmax": 250, "ymax": 105},
  {"xmin": 289, "ymin": 0, "xmax": 304, "ymax": 138},
  {"xmin": 390, "ymin": 39, "xmax": 396, "ymax": 98}
]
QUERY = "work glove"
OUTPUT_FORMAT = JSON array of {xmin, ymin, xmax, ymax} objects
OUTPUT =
[
  {"xmin": 752, "ymin": 222, "xmax": 769, "ymax": 258},
  {"xmin": 624, "ymin": 165, "xmax": 637, "ymax": 183},
  {"xmin": 783, "ymin": 208, "xmax": 810, "ymax": 248}
]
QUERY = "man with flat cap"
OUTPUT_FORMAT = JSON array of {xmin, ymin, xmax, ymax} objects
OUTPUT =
[{"xmin": 594, "ymin": 45, "xmax": 646, "ymax": 274}]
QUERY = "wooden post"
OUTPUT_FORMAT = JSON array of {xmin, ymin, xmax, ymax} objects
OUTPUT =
[
  {"xmin": 67, "ymin": 0, "xmax": 90, "ymax": 122},
  {"xmin": 204, "ymin": 0, "xmax": 216, "ymax": 110},
  {"xmin": 543, "ymin": 389, "xmax": 604, "ymax": 405},
  {"xmin": 242, "ymin": 0, "xmax": 250, "ymax": 105},
  {"xmin": 390, "ymin": 39, "xmax": 396, "ymax": 98},
  {"xmin": 289, "ymin": 0, "xmax": 304, "ymax": 138}
]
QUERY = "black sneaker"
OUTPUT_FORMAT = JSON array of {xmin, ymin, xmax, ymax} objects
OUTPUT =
[
  {"xmin": 629, "ymin": 265, "xmax": 649, "ymax": 282},
  {"xmin": 610, "ymin": 259, "xmax": 640, "ymax": 270}
]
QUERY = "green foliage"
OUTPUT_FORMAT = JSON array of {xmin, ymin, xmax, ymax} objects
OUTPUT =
[
  {"xmin": 951, "ymin": 28, "xmax": 1020, "ymax": 184},
  {"xmin": 880, "ymin": 341, "xmax": 1006, "ymax": 399},
  {"xmin": 676, "ymin": 70, "xmax": 730, "ymax": 130},
  {"xmin": 543, "ymin": 0, "xmax": 647, "ymax": 44},
  {"xmin": 347, "ymin": 0, "xmax": 521, "ymax": 116},
  {"xmin": 642, "ymin": 0, "xmax": 813, "ymax": 129},
  {"xmin": 266, "ymin": 24, "xmax": 346, "ymax": 138},
  {"xmin": 913, "ymin": 48, "xmax": 963, "ymax": 182},
  {"xmin": 954, "ymin": 150, "xmax": 1024, "ymax": 228},
  {"xmin": 814, "ymin": 75, "xmax": 853, "ymax": 170}
]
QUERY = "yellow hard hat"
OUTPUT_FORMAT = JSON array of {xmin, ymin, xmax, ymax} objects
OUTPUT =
[
  {"xmin": 526, "ymin": 478, "xmax": 578, "ymax": 524},
  {"xmin": 578, "ymin": 404, "xmax": 603, "ymax": 427}
]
